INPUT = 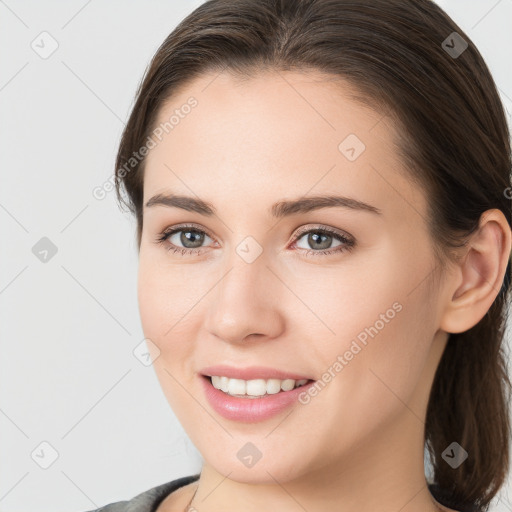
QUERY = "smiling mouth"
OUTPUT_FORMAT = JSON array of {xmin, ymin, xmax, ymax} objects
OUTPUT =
[{"xmin": 202, "ymin": 374, "xmax": 314, "ymax": 398}]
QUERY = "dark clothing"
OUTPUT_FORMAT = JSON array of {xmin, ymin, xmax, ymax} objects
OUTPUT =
[{"xmin": 84, "ymin": 474, "xmax": 480, "ymax": 512}]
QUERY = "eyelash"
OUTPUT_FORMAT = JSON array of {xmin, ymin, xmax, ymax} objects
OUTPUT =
[{"xmin": 155, "ymin": 223, "xmax": 355, "ymax": 258}]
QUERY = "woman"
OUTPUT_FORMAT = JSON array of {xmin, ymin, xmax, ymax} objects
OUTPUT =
[{"xmin": 88, "ymin": 0, "xmax": 512, "ymax": 511}]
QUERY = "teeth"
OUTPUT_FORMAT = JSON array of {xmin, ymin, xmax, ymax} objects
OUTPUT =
[{"xmin": 210, "ymin": 376, "xmax": 309, "ymax": 397}]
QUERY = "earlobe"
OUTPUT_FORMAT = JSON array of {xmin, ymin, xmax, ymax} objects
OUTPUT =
[{"xmin": 439, "ymin": 209, "xmax": 512, "ymax": 334}]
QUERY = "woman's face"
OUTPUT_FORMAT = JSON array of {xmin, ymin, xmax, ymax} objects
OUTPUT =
[{"xmin": 138, "ymin": 70, "xmax": 450, "ymax": 484}]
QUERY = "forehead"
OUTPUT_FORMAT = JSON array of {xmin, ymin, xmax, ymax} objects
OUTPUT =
[{"xmin": 143, "ymin": 69, "xmax": 427, "ymax": 226}]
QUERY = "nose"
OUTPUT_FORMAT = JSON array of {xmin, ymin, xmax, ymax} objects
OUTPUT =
[{"xmin": 203, "ymin": 254, "xmax": 285, "ymax": 345}]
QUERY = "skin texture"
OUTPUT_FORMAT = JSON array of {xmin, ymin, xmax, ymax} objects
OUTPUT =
[{"xmin": 137, "ymin": 70, "xmax": 512, "ymax": 512}]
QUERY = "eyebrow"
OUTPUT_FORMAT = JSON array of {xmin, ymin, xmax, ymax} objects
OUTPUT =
[{"xmin": 144, "ymin": 193, "xmax": 382, "ymax": 217}]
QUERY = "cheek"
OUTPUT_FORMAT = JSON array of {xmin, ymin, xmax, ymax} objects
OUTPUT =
[
  {"xmin": 137, "ymin": 262, "xmax": 166, "ymax": 342},
  {"xmin": 137, "ymin": 260, "xmax": 200, "ymax": 416},
  {"xmin": 305, "ymin": 247, "xmax": 437, "ymax": 408},
  {"xmin": 323, "ymin": 276, "xmax": 437, "ymax": 428},
  {"xmin": 137, "ymin": 246, "xmax": 192, "ymax": 326},
  {"xmin": 137, "ymin": 255, "xmax": 194, "ymax": 360}
]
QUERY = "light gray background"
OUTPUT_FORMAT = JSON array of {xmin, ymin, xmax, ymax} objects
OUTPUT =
[{"xmin": 1, "ymin": 1, "xmax": 511, "ymax": 511}]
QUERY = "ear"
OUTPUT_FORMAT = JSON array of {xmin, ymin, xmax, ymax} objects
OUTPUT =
[{"xmin": 439, "ymin": 209, "xmax": 512, "ymax": 334}]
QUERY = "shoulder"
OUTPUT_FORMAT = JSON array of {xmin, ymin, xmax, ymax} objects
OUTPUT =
[{"xmin": 81, "ymin": 474, "xmax": 201, "ymax": 512}]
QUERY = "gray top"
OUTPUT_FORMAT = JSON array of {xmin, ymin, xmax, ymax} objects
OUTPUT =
[
  {"xmin": 83, "ymin": 474, "xmax": 200, "ymax": 512},
  {"xmin": 83, "ymin": 474, "xmax": 479, "ymax": 512}
]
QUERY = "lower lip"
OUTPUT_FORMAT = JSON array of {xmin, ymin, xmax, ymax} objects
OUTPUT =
[{"xmin": 200, "ymin": 375, "xmax": 315, "ymax": 423}]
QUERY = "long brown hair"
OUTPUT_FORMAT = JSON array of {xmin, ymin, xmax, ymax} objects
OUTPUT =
[{"xmin": 114, "ymin": 0, "xmax": 512, "ymax": 509}]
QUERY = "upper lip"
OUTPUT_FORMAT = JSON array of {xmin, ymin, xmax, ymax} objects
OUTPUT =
[{"xmin": 200, "ymin": 365, "xmax": 314, "ymax": 381}]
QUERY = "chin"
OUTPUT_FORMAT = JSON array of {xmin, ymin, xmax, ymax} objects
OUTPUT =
[{"xmin": 207, "ymin": 454, "xmax": 307, "ymax": 484}]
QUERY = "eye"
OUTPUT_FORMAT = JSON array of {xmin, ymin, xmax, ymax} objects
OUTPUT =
[
  {"xmin": 155, "ymin": 224, "xmax": 214, "ymax": 256},
  {"xmin": 155, "ymin": 224, "xmax": 355, "ymax": 257},
  {"xmin": 291, "ymin": 226, "xmax": 355, "ymax": 257}
]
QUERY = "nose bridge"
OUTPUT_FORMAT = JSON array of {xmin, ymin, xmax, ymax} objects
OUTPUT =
[{"xmin": 204, "ymin": 243, "xmax": 283, "ymax": 343}]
